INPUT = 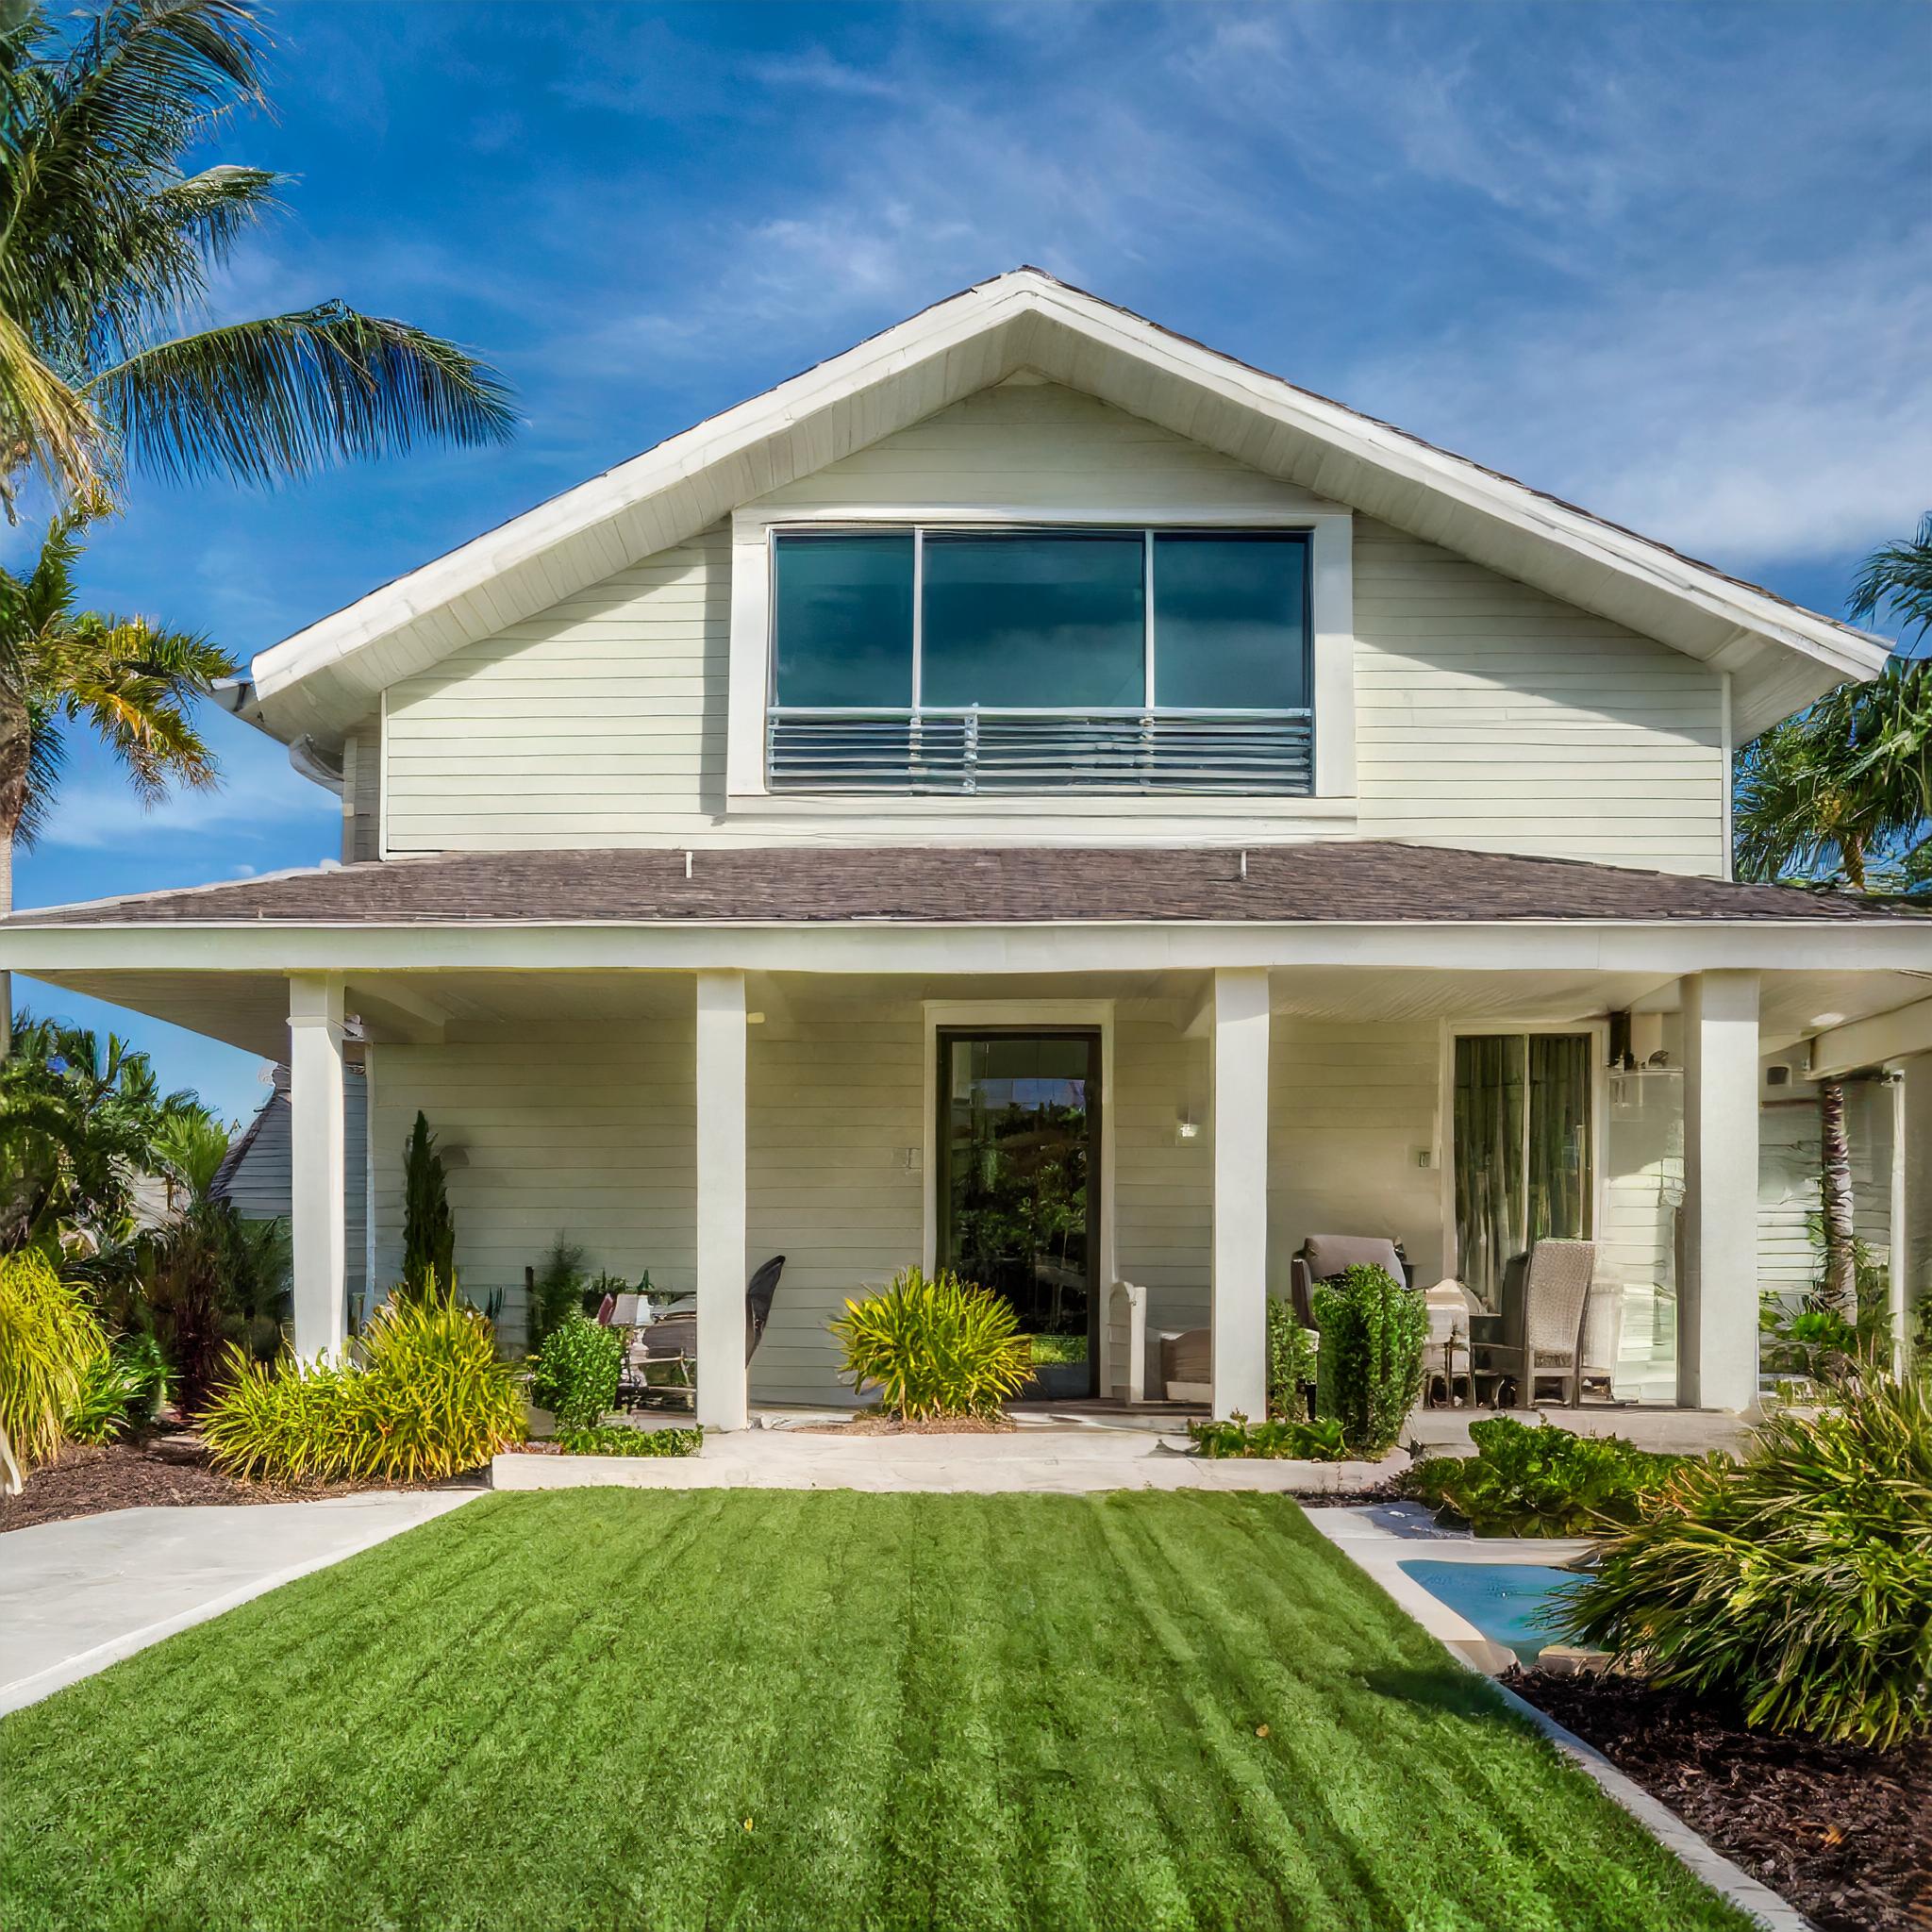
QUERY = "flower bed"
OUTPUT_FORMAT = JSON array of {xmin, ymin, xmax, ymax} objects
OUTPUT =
[{"xmin": 1511, "ymin": 1670, "xmax": 1929, "ymax": 1932}]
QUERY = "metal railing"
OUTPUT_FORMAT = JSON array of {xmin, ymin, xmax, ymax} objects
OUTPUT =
[{"xmin": 765, "ymin": 707, "xmax": 1314, "ymax": 795}]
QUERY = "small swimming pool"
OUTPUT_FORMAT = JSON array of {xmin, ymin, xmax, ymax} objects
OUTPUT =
[{"xmin": 1397, "ymin": 1561, "xmax": 1582, "ymax": 1663}]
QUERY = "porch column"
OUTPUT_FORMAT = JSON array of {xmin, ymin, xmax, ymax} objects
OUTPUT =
[
  {"xmin": 1210, "ymin": 966, "xmax": 1270, "ymax": 1420},
  {"xmin": 288, "ymin": 974, "xmax": 347, "ymax": 1363},
  {"xmin": 1680, "ymin": 970, "xmax": 1760, "ymax": 1411},
  {"xmin": 1892, "ymin": 1056, "xmax": 1932, "ymax": 1376},
  {"xmin": 695, "ymin": 968, "xmax": 749, "ymax": 1432}
]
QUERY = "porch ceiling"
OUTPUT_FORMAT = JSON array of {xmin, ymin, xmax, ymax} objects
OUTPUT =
[{"xmin": 22, "ymin": 961, "xmax": 1931, "ymax": 1067}]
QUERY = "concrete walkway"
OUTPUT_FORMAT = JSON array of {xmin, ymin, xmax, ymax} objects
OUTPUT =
[
  {"xmin": 494, "ymin": 1426, "xmax": 1406, "ymax": 1494},
  {"xmin": 0, "ymin": 1490, "xmax": 477, "ymax": 1717}
]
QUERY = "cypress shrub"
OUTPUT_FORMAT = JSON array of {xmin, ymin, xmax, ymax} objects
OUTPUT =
[{"xmin": 1311, "ymin": 1262, "xmax": 1425, "ymax": 1458}]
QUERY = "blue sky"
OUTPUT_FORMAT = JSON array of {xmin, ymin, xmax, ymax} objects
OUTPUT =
[{"xmin": 15, "ymin": 0, "xmax": 1931, "ymax": 1125}]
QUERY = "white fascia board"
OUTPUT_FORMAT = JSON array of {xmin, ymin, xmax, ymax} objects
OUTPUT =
[
  {"xmin": 245, "ymin": 269, "xmax": 1889, "ymax": 745},
  {"xmin": 5, "ymin": 919, "xmax": 1929, "ymax": 978},
  {"xmin": 1807, "ymin": 993, "xmax": 1932, "ymax": 1080}
]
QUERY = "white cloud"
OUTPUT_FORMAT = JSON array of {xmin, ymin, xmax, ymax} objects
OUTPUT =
[{"xmin": 39, "ymin": 760, "xmax": 336, "ymax": 853}]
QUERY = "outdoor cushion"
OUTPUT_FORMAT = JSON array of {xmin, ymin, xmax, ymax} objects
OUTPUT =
[{"xmin": 1300, "ymin": 1235, "xmax": 1406, "ymax": 1285}]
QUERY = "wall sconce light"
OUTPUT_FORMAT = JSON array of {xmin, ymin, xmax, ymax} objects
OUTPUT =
[
  {"xmin": 1175, "ymin": 1115, "xmax": 1200, "ymax": 1143},
  {"xmin": 441, "ymin": 1143, "xmax": 471, "ymax": 1169}
]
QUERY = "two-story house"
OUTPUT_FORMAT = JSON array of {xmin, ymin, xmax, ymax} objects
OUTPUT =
[{"xmin": 12, "ymin": 270, "xmax": 1928, "ymax": 1426}]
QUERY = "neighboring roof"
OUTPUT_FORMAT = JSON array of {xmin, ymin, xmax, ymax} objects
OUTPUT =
[
  {"xmin": 240, "ymin": 268, "xmax": 1890, "ymax": 752},
  {"xmin": 7, "ymin": 844, "xmax": 1920, "ymax": 928}
]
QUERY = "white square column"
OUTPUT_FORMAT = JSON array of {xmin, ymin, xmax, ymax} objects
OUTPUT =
[
  {"xmin": 695, "ymin": 969, "xmax": 750, "ymax": 1432},
  {"xmin": 1892, "ymin": 1056, "xmax": 1932, "ymax": 1376},
  {"xmin": 1209, "ymin": 966, "xmax": 1271, "ymax": 1420},
  {"xmin": 288, "ymin": 974, "xmax": 348, "ymax": 1363},
  {"xmin": 1680, "ymin": 970, "xmax": 1760, "ymax": 1411}
]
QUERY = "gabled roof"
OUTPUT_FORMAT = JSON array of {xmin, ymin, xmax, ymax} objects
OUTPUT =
[
  {"xmin": 8, "ymin": 843, "xmax": 1919, "ymax": 928},
  {"xmin": 242, "ymin": 267, "xmax": 1890, "ymax": 749}
]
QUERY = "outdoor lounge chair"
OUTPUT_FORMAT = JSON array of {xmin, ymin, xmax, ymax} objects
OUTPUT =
[
  {"xmin": 1470, "ymin": 1238, "xmax": 1597, "ymax": 1408},
  {"xmin": 624, "ymin": 1256, "xmax": 786, "ymax": 1408},
  {"xmin": 1288, "ymin": 1234, "xmax": 1417, "ymax": 1326}
]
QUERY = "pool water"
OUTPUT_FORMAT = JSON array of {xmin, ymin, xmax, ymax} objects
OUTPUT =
[{"xmin": 1397, "ymin": 1561, "xmax": 1582, "ymax": 1662}]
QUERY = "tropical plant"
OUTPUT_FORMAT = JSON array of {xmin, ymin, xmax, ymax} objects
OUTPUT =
[
  {"xmin": 1402, "ymin": 1417, "xmax": 1696, "ymax": 1538},
  {"xmin": 0, "ymin": 0, "xmax": 516, "ymax": 520},
  {"xmin": 1310, "ymin": 1262, "xmax": 1425, "ymax": 1459},
  {"xmin": 1266, "ymin": 1296, "xmax": 1318, "ymax": 1422},
  {"xmin": 0, "ymin": 1247, "xmax": 107, "ymax": 1468},
  {"xmin": 399, "ymin": 1111, "xmax": 456, "ymax": 1299},
  {"xmin": 0, "ymin": 507, "xmax": 233, "ymax": 998},
  {"xmin": 830, "ymin": 1266, "xmax": 1034, "ymax": 1422},
  {"xmin": 1561, "ymin": 1373, "xmax": 1932, "ymax": 1747},
  {"xmin": 1188, "ymin": 1412, "xmax": 1347, "ymax": 1460},
  {"xmin": 200, "ymin": 1291, "xmax": 525, "ymax": 1484},
  {"xmin": 528, "ymin": 1312, "xmax": 623, "ymax": 1432},
  {"xmin": 0, "ymin": 1013, "xmax": 197, "ymax": 1254},
  {"xmin": 555, "ymin": 1424, "xmax": 701, "ymax": 1458},
  {"xmin": 65, "ymin": 1330, "xmax": 170, "ymax": 1441},
  {"xmin": 138, "ymin": 1191, "xmax": 288, "ymax": 1411},
  {"xmin": 526, "ymin": 1233, "xmax": 588, "ymax": 1353}
]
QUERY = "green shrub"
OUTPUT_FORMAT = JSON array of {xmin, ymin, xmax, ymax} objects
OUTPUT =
[
  {"xmin": 66, "ymin": 1334, "xmax": 171, "ymax": 1443},
  {"xmin": 1189, "ymin": 1412, "xmax": 1348, "ymax": 1460},
  {"xmin": 1266, "ymin": 1298, "xmax": 1317, "ymax": 1421},
  {"xmin": 0, "ymin": 1251, "xmax": 108, "ymax": 1470},
  {"xmin": 399, "ymin": 1111, "xmax": 456, "ymax": 1299},
  {"xmin": 201, "ymin": 1292, "xmax": 525, "ymax": 1484},
  {"xmin": 556, "ymin": 1424, "xmax": 701, "ymax": 1457},
  {"xmin": 1311, "ymin": 1262, "xmax": 1424, "ymax": 1458},
  {"xmin": 1029, "ymin": 1333, "xmax": 1087, "ymax": 1366},
  {"xmin": 526, "ymin": 1234, "xmax": 588, "ymax": 1354},
  {"xmin": 1561, "ymin": 1374, "xmax": 1932, "ymax": 1747},
  {"xmin": 830, "ymin": 1266, "xmax": 1034, "ymax": 1421},
  {"xmin": 1402, "ymin": 1416, "xmax": 1694, "ymax": 1537},
  {"xmin": 529, "ymin": 1313, "xmax": 623, "ymax": 1430}
]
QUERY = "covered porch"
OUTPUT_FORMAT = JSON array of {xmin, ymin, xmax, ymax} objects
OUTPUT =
[{"xmin": 16, "ymin": 908, "xmax": 1927, "ymax": 1426}]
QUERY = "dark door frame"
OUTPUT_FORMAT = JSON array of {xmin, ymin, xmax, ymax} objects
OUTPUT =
[{"xmin": 935, "ymin": 1026, "xmax": 1102, "ymax": 1396}]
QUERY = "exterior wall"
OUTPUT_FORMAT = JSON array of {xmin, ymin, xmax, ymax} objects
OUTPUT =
[
  {"xmin": 341, "ymin": 718, "xmax": 380, "ymax": 864},
  {"xmin": 1758, "ymin": 1070, "xmax": 1893, "ymax": 1303},
  {"xmin": 370, "ymin": 1024, "xmax": 697, "ymax": 1345},
  {"xmin": 1353, "ymin": 520, "xmax": 1726, "ymax": 874},
  {"xmin": 378, "ymin": 381, "xmax": 1727, "ymax": 871},
  {"xmin": 1267, "ymin": 1019, "xmax": 1442, "ymax": 1284}
]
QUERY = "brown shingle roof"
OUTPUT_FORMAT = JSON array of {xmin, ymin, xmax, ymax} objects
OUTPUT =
[{"xmin": 8, "ymin": 844, "xmax": 1921, "ymax": 928}]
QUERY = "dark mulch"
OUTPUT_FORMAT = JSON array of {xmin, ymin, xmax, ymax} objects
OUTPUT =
[
  {"xmin": 1512, "ymin": 1670, "xmax": 1931, "ymax": 1932},
  {"xmin": 0, "ymin": 1431, "xmax": 451, "ymax": 1533},
  {"xmin": 1293, "ymin": 1479, "xmax": 1406, "ymax": 1508}
]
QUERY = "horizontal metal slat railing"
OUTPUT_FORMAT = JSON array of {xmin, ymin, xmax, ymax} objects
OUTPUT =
[{"xmin": 765, "ymin": 707, "xmax": 1313, "ymax": 794}]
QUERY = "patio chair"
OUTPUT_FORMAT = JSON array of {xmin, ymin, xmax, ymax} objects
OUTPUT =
[
  {"xmin": 1157, "ymin": 1326, "xmax": 1211, "ymax": 1405},
  {"xmin": 626, "ymin": 1257, "xmax": 786, "ymax": 1409},
  {"xmin": 1470, "ymin": 1239, "xmax": 1596, "ymax": 1408},
  {"xmin": 1288, "ymin": 1234, "xmax": 1416, "ymax": 1326}
]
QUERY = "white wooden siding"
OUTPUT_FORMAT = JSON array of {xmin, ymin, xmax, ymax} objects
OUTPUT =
[
  {"xmin": 752, "ymin": 380, "xmax": 1335, "ymax": 514},
  {"xmin": 1354, "ymin": 519, "xmax": 1726, "ymax": 874},
  {"xmin": 1113, "ymin": 1017, "xmax": 1210, "ymax": 1340},
  {"xmin": 341, "ymin": 717, "xmax": 380, "ymax": 863},
  {"xmin": 371, "ymin": 1024, "xmax": 697, "ymax": 1346}
]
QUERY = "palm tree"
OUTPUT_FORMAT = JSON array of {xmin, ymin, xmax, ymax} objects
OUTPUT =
[
  {"xmin": 1733, "ymin": 512, "xmax": 1932, "ymax": 1311},
  {"xmin": 0, "ymin": 503, "xmax": 232, "ymax": 1038},
  {"xmin": 0, "ymin": 0, "xmax": 515, "ymax": 518}
]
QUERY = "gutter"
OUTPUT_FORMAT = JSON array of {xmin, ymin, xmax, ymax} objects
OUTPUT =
[{"xmin": 213, "ymin": 676, "xmax": 343, "ymax": 797}]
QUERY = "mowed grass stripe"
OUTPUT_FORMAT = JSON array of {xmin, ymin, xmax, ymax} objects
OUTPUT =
[{"xmin": 0, "ymin": 1490, "xmax": 1754, "ymax": 1932}]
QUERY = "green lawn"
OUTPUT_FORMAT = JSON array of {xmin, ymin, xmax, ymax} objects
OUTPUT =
[{"xmin": 0, "ymin": 1491, "xmax": 1748, "ymax": 1932}]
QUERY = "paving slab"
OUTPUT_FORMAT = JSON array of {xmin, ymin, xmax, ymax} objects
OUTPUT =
[{"xmin": 0, "ymin": 1490, "xmax": 478, "ymax": 1716}]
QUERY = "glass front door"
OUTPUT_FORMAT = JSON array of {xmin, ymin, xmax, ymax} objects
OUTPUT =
[{"xmin": 937, "ymin": 1031, "xmax": 1099, "ymax": 1398}]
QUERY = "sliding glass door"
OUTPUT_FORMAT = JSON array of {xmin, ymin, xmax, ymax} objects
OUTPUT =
[{"xmin": 1452, "ymin": 1032, "xmax": 1594, "ymax": 1308}]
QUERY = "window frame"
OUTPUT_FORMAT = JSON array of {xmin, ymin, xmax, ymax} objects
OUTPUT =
[{"xmin": 728, "ymin": 502, "xmax": 1356, "ymax": 801}]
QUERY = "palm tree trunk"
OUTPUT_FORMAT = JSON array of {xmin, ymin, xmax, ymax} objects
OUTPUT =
[
  {"xmin": 1820, "ymin": 1080, "xmax": 1857, "ymax": 1313},
  {"xmin": 0, "ymin": 685, "xmax": 19, "ymax": 1059}
]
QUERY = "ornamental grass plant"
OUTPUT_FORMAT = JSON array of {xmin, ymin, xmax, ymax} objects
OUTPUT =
[
  {"xmin": 202, "ymin": 1287, "xmax": 525, "ymax": 1484},
  {"xmin": 831, "ymin": 1266, "xmax": 1034, "ymax": 1421},
  {"xmin": 1561, "ymin": 1372, "xmax": 1932, "ymax": 1747},
  {"xmin": 0, "ymin": 1250, "xmax": 108, "ymax": 1471}
]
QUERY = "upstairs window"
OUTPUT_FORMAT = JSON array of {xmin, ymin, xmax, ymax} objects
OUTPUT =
[{"xmin": 766, "ymin": 525, "xmax": 1313, "ymax": 794}]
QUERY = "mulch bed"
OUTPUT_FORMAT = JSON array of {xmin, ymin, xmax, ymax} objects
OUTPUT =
[
  {"xmin": 1293, "ymin": 1480, "xmax": 1406, "ymax": 1507},
  {"xmin": 0, "ymin": 1430, "xmax": 446, "ymax": 1533},
  {"xmin": 1510, "ymin": 1670, "xmax": 1931, "ymax": 1932},
  {"xmin": 794, "ymin": 1414, "xmax": 1016, "ymax": 1435}
]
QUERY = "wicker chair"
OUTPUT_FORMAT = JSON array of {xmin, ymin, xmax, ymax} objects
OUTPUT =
[{"xmin": 1471, "ymin": 1239, "xmax": 1596, "ymax": 1408}]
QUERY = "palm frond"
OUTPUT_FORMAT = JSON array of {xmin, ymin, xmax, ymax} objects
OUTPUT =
[
  {"xmin": 49, "ymin": 612, "xmax": 232, "ymax": 799},
  {"xmin": 88, "ymin": 303, "xmax": 518, "ymax": 486},
  {"xmin": 13, "ymin": 686, "xmax": 63, "ymax": 846},
  {"xmin": 1848, "ymin": 513, "xmax": 1932, "ymax": 647},
  {"xmin": 0, "ymin": 306, "xmax": 102, "ymax": 518}
]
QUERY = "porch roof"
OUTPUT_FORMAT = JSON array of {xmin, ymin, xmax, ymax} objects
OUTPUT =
[{"xmin": 7, "ymin": 841, "xmax": 1922, "ymax": 931}]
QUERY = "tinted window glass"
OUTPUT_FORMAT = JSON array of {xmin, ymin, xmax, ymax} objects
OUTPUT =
[
  {"xmin": 772, "ymin": 531, "xmax": 913, "ymax": 707},
  {"xmin": 922, "ymin": 532, "xmax": 1144, "ymax": 708},
  {"xmin": 1152, "ymin": 533, "xmax": 1307, "ymax": 708}
]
